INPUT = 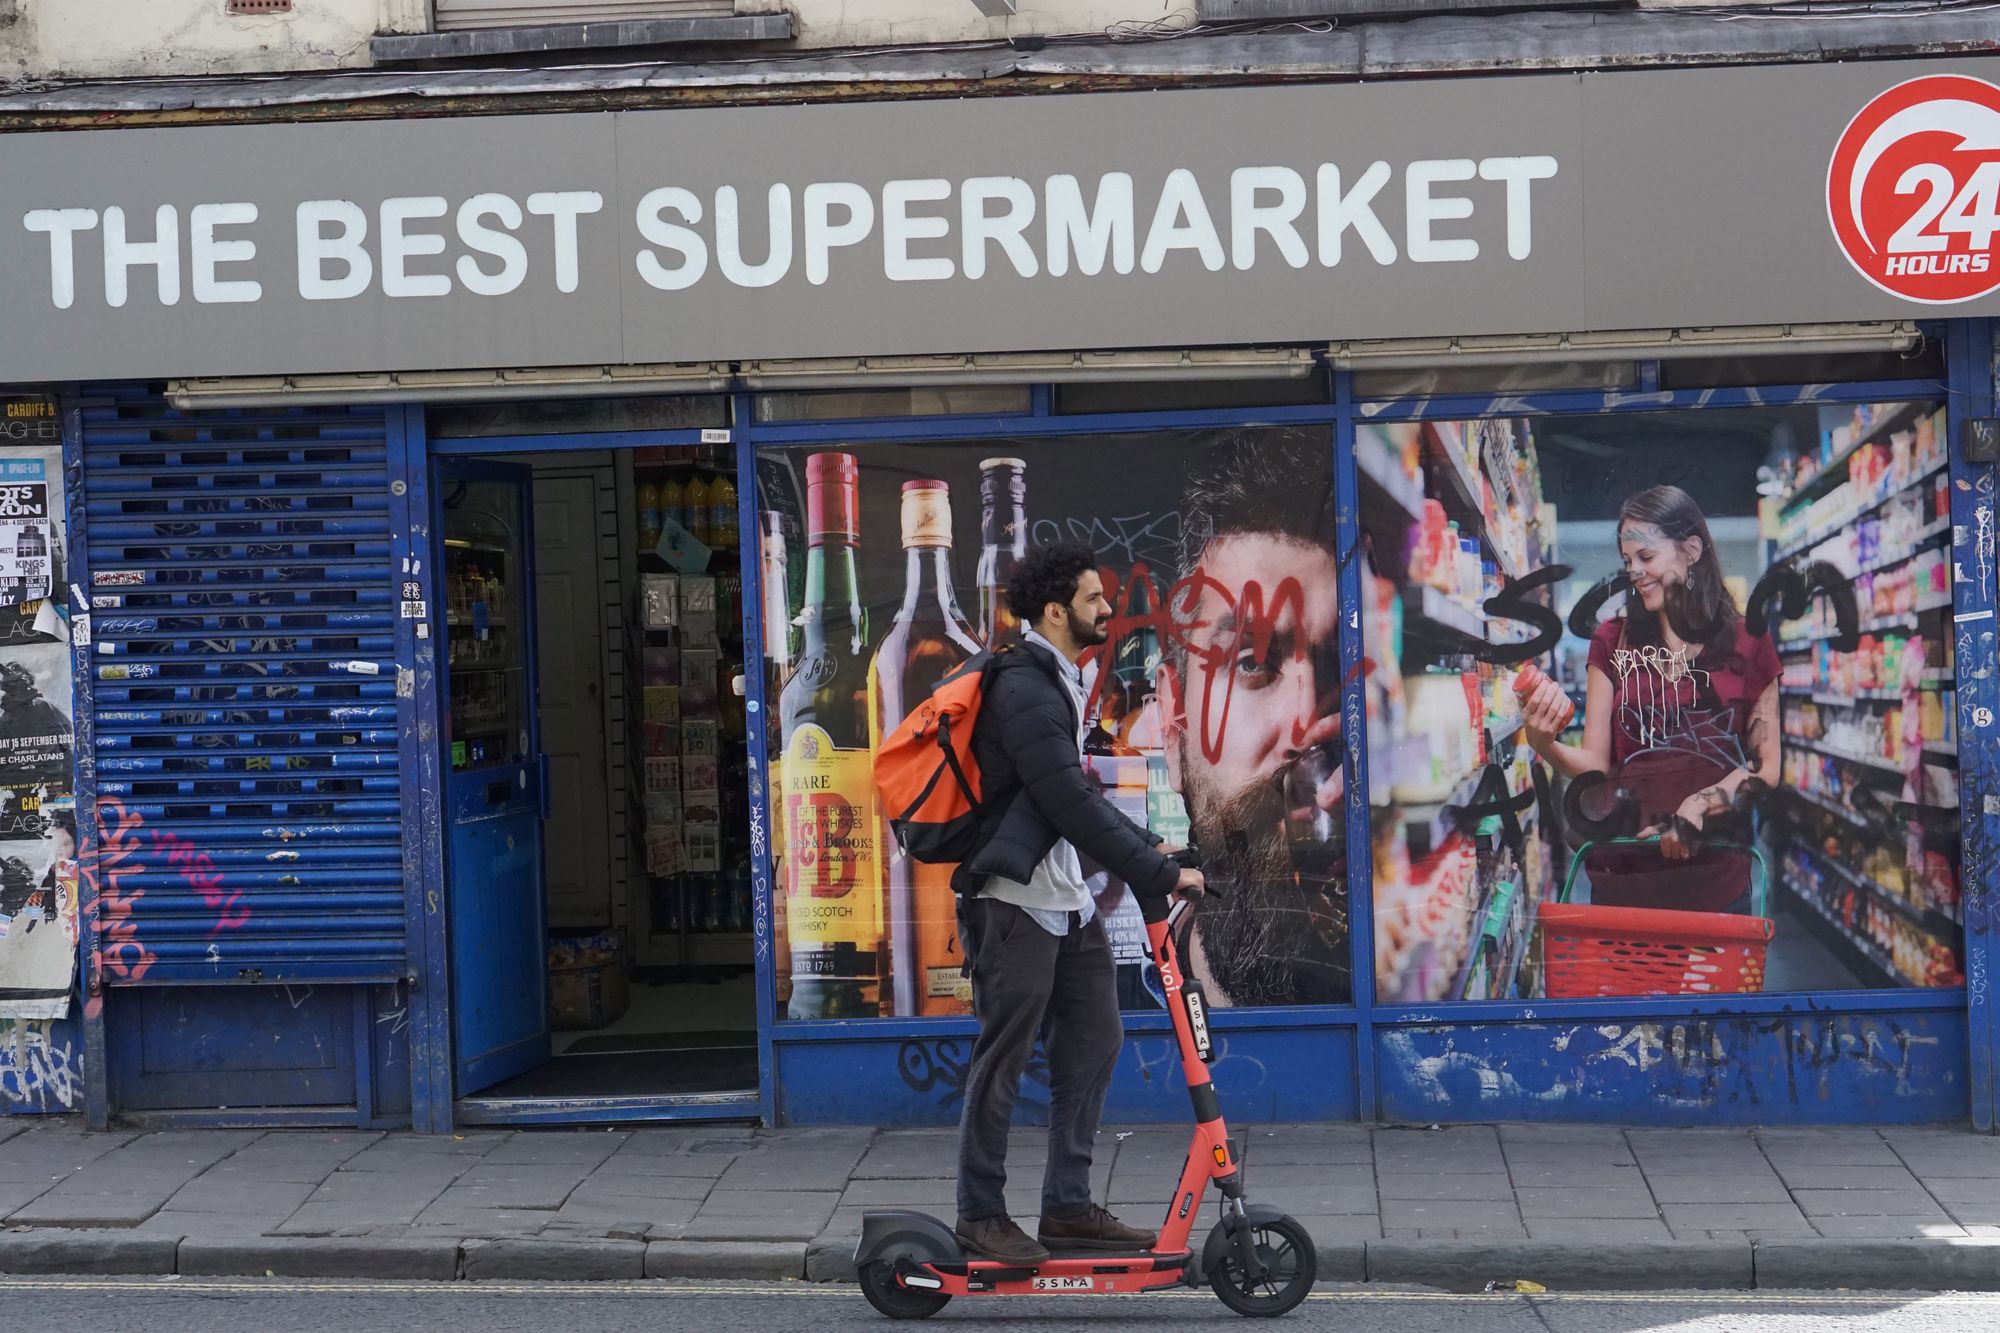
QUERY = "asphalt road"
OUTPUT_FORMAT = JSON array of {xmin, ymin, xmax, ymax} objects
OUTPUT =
[{"xmin": 0, "ymin": 1279, "xmax": 1996, "ymax": 1332}]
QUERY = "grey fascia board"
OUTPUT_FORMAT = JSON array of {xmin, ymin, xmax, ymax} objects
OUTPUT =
[
  {"xmin": 1199, "ymin": 0, "xmax": 1616, "ymax": 17},
  {"xmin": 370, "ymin": 15, "xmax": 794, "ymax": 64}
]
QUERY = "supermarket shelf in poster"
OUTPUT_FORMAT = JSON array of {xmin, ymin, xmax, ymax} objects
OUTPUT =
[
  {"xmin": 1781, "ymin": 780, "xmax": 1956, "ymax": 834},
  {"xmin": 1400, "ymin": 758, "xmax": 1535, "ymax": 856},
  {"xmin": 1782, "ymin": 833, "xmax": 1959, "ymax": 933},
  {"xmin": 1776, "ymin": 590, "xmax": 1954, "ymax": 650},
  {"xmin": 1776, "ymin": 401, "xmax": 1928, "ymax": 521},
  {"xmin": 1787, "ymin": 862, "xmax": 1909, "ymax": 978},
  {"xmin": 1782, "ymin": 871, "xmax": 1917, "ymax": 989},
  {"xmin": 1403, "ymin": 584, "xmax": 1487, "ymax": 655},
  {"xmin": 1779, "ymin": 684, "xmax": 1949, "ymax": 706},
  {"xmin": 1775, "ymin": 458, "xmax": 1947, "ymax": 563},
  {"xmin": 1356, "ymin": 431, "xmax": 1424, "ymax": 531},
  {"xmin": 1423, "ymin": 423, "xmax": 1524, "ymax": 582},
  {"xmin": 1785, "ymin": 735, "xmax": 1923, "ymax": 777}
]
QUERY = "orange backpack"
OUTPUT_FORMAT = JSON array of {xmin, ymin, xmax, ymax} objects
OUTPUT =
[{"xmin": 873, "ymin": 651, "xmax": 1001, "ymax": 864}]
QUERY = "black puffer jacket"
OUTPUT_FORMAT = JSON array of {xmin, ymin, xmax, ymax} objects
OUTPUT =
[{"xmin": 951, "ymin": 640, "xmax": 1180, "ymax": 901}]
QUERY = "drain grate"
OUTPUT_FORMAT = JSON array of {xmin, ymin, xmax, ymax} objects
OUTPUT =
[{"xmin": 227, "ymin": 0, "xmax": 293, "ymax": 13}]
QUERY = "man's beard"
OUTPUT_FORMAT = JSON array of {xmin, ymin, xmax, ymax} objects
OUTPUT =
[{"xmin": 1180, "ymin": 747, "xmax": 1350, "ymax": 1006}]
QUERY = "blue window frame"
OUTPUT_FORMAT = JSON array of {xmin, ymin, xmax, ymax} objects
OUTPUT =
[{"xmin": 376, "ymin": 325, "xmax": 1995, "ymax": 1132}]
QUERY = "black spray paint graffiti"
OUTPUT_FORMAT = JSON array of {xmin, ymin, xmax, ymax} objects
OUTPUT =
[
  {"xmin": 1388, "ymin": 1014, "xmax": 1948, "ymax": 1113},
  {"xmin": 897, "ymin": 1037, "xmax": 1051, "ymax": 1114},
  {"xmin": 1029, "ymin": 511, "xmax": 1182, "ymax": 571},
  {"xmin": 1447, "ymin": 551, "xmax": 1950, "ymax": 850}
]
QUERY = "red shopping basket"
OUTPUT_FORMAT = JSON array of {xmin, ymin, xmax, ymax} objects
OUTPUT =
[
  {"xmin": 1538, "ymin": 837, "xmax": 1774, "ymax": 997},
  {"xmin": 1539, "ymin": 902, "xmax": 1774, "ymax": 996}
]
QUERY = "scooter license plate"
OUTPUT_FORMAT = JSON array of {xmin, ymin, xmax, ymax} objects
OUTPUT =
[{"xmin": 1032, "ymin": 1276, "xmax": 1095, "ymax": 1291}]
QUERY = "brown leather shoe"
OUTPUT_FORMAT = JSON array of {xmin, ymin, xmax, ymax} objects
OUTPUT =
[
  {"xmin": 956, "ymin": 1214, "xmax": 1051, "ymax": 1264},
  {"xmin": 1038, "ymin": 1203, "xmax": 1160, "ymax": 1252}
]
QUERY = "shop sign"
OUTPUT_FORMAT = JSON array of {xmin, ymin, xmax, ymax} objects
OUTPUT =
[
  {"xmin": 1, "ymin": 58, "xmax": 1999, "ymax": 381},
  {"xmin": 1827, "ymin": 74, "xmax": 2000, "ymax": 305}
]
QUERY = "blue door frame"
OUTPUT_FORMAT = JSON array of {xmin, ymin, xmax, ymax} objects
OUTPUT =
[{"xmin": 387, "ymin": 321, "xmax": 1998, "ymax": 1134}]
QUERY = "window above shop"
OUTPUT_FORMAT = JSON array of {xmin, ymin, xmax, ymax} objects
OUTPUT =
[
  {"xmin": 428, "ymin": 393, "xmax": 728, "ymax": 439},
  {"xmin": 371, "ymin": 3, "xmax": 792, "ymax": 64},
  {"xmin": 1197, "ymin": 0, "xmax": 1623, "ymax": 18},
  {"xmin": 1350, "ymin": 361, "xmax": 1637, "ymax": 400},
  {"xmin": 1658, "ymin": 345, "xmax": 1947, "ymax": 390},
  {"xmin": 752, "ymin": 385, "xmax": 1032, "ymax": 424},
  {"xmin": 1053, "ymin": 376, "xmax": 1331, "ymax": 415}
]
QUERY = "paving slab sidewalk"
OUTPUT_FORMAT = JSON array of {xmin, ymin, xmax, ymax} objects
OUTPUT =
[{"xmin": 0, "ymin": 1120, "xmax": 1996, "ymax": 1290}]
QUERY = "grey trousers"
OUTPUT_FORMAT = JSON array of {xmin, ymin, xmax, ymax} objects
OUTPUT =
[{"xmin": 955, "ymin": 896, "xmax": 1123, "ymax": 1223}]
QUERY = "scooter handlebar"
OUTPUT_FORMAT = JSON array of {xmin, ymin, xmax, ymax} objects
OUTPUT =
[{"xmin": 1166, "ymin": 844, "xmax": 1221, "ymax": 899}]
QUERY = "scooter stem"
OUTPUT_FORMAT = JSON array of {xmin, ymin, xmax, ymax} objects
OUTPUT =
[{"xmin": 1143, "ymin": 899, "xmax": 1262, "ymax": 1282}]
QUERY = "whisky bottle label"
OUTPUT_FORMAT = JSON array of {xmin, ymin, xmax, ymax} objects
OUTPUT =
[{"xmin": 782, "ymin": 722, "xmax": 881, "ymax": 969}]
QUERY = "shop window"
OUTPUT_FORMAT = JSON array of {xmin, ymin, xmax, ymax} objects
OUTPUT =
[
  {"xmin": 1052, "ymin": 376, "xmax": 1331, "ymax": 415},
  {"xmin": 757, "ymin": 428, "xmax": 1349, "ymax": 1020},
  {"xmin": 752, "ymin": 386, "xmax": 1031, "ymax": 424},
  {"xmin": 1349, "ymin": 361, "xmax": 1637, "ymax": 400},
  {"xmin": 436, "ymin": 1, "xmax": 732, "ymax": 30},
  {"xmin": 1360, "ymin": 400, "xmax": 1961, "ymax": 1004},
  {"xmin": 428, "ymin": 394, "xmax": 728, "ymax": 439},
  {"xmin": 1658, "ymin": 345, "xmax": 1945, "ymax": 390}
]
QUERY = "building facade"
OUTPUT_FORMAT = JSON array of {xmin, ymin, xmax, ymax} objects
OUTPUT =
[{"xmin": 0, "ymin": 2, "xmax": 1997, "ymax": 1134}]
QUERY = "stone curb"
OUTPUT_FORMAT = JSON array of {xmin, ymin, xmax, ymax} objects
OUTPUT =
[
  {"xmin": 645, "ymin": 1239, "xmax": 805, "ymax": 1279},
  {"xmin": 1755, "ymin": 1238, "xmax": 2000, "ymax": 1292},
  {"xmin": 6, "ymin": 1228, "xmax": 1999, "ymax": 1291},
  {"xmin": 0, "ymin": 1231, "xmax": 179, "ymax": 1275},
  {"xmin": 1364, "ymin": 1239, "xmax": 1753, "ymax": 1292},
  {"xmin": 804, "ymin": 1232, "xmax": 858, "ymax": 1283},
  {"xmin": 177, "ymin": 1237, "xmax": 460, "ymax": 1281},
  {"xmin": 463, "ymin": 1238, "xmax": 646, "ymax": 1281}
]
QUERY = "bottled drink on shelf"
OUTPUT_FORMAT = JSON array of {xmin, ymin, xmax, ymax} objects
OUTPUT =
[
  {"xmin": 702, "ymin": 876, "xmax": 725, "ymax": 934},
  {"xmin": 779, "ymin": 451, "xmax": 882, "ymax": 1019},
  {"xmin": 685, "ymin": 472, "xmax": 713, "ymax": 546},
  {"xmin": 763, "ymin": 510, "xmax": 794, "ymax": 678},
  {"xmin": 976, "ymin": 457, "xmax": 1028, "ymax": 649},
  {"xmin": 659, "ymin": 474, "xmax": 687, "ymax": 542},
  {"xmin": 711, "ymin": 475, "xmax": 739, "ymax": 550},
  {"xmin": 638, "ymin": 481, "xmax": 662, "ymax": 554},
  {"xmin": 870, "ymin": 478, "xmax": 983, "ymax": 1017}
]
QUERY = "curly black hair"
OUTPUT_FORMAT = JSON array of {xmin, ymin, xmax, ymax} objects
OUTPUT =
[{"xmin": 1007, "ymin": 540, "xmax": 1098, "ymax": 627}]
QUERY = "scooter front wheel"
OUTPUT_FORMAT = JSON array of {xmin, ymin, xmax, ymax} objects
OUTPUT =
[
  {"xmin": 858, "ymin": 1260, "xmax": 953, "ymax": 1319},
  {"xmin": 1209, "ymin": 1215, "xmax": 1317, "ymax": 1317}
]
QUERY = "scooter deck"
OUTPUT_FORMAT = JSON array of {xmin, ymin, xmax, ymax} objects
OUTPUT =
[{"xmin": 930, "ymin": 1249, "xmax": 1192, "ymax": 1276}]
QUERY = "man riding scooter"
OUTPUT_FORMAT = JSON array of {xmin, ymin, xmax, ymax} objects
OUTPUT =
[{"xmin": 948, "ymin": 540, "xmax": 1206, "ymax": 1265}]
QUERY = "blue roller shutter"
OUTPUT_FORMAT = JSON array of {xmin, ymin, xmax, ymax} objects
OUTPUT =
[{"xmin": 78, "ymin": 386, "xmax": 406, "ymax": 984}]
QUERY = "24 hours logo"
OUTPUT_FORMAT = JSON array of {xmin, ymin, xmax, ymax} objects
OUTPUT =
[{"xmin": 1828, "ymin": 74, "xmax": 2000, "ymax": 304}]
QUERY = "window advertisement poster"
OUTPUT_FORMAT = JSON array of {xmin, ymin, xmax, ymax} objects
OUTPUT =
[
  {"xmin": 757, "ymin": 428, "xmax": 1349, "ymax": 1020},
  {"xmin": 1359, "ymin": 401, "xmax": 1962, "ymax": 1005},
  {"xmin": 0, "ymin": 434, "xmax": 76, "ymax": 1019}
]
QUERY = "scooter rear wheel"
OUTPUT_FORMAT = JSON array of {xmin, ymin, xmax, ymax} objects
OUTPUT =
[
  {"xmin": 1209, "ymin": 1215, "xmax": 1317, "ymax": 1317},
  {"xmin": 858, "ymin": 1260, "xmax": 953, "ymax": 1319}
]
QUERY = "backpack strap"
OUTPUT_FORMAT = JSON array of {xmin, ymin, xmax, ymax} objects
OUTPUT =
[{"xmin": 896, "ymin": 712, "xmax": 979, "ymax": 825}]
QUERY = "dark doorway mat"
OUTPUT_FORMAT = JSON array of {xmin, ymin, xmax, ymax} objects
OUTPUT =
[{"xmin": 480, "ymin": 1046, "xmax": 758, "ymax": 1099}]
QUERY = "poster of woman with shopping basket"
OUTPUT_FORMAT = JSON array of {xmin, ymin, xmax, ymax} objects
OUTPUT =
[
  {"xmin": 1360, "ymin": 401, "xmax": 1963, "ymax": 1005},
  {"xmin": 1518, "ymin": 484, "xmax": 1781, "ymax": 914}
]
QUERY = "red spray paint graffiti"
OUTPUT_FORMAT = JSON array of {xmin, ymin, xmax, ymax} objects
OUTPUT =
[
  {"xmin": 1090, "ymin": 563, "xmax": 1321, "ymax": 765},
  {"xmin": 79, "ymin": 798, "xmax": 247, "ymax": 1017},
  {"xmin": 151, "ymin": 830, "xmax": 248, "ymax": 933},
  {"xmin": 81, "ymin": 796, "xmax": 156, "ymax": 1004}
]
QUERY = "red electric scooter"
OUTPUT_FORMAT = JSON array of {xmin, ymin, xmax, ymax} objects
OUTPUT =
[{"xmin": 853, "ymin": 854, "xmax": 1317, "ymax": 1318}]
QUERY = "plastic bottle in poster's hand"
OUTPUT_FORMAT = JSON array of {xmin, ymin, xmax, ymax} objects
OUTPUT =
[{"xmin": 1513, "ymin": 664, "xmax": 1575, "ymax": 731}]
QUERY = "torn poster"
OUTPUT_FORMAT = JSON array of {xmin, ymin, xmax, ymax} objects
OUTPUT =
[
  {"xmin": 0, "ymin": 792, "xmax": 76, "ymax": 1019},
  {"xmin": 0, "ymin": 642, "xmax": 70, "ymax": 793},
  {"xmin": 0, "ymin": 459, "xmax": 54, "ymax": 605},
  {"xmin": 0, "ymin": 449, "xmax": 67, "ymax": 650}
]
